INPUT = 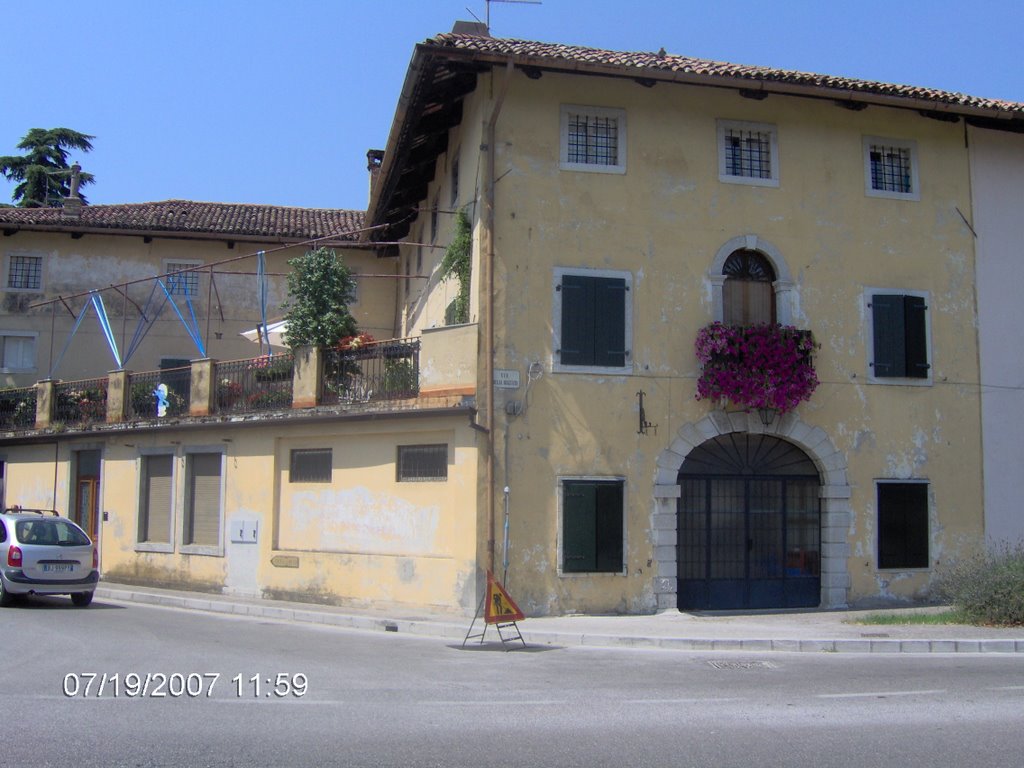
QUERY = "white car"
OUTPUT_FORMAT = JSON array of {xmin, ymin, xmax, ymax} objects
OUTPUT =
[{"xmin": 0, "ymin": 509, "xmax": 98, "ymax": 607}]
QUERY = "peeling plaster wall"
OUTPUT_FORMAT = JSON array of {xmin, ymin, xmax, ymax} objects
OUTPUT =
[
  {"xmin": 470, "ymin": 70, "xmax": 982, "ymax": 614},
  {"xmin": 969, "ymin": 126, "xmax": 1024, "ymax": 546},
  {"xmin": 0, "ymin": 234, "xmax": 393, "ymax": 387},
  {"xmin": 0, "ymin": 415, "xmax": 480, "ymax": 614}
]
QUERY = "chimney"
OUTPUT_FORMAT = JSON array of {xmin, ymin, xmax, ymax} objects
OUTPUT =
[
  {"xmin": 451, "ymin": 20, "xmax": 490, "ymax": 36},
  {"xmin": 62, "ymin": 162, "xmax": 82, "ymax": 219},
  {"xmin": 367, "ymin": 149, "xmax": 384, "ymax": 203}
]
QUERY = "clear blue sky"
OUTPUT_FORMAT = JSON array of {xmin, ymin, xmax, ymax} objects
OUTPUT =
[{"xmin": 2, "ymin": 0, "xmax": 1021, "ymax": 212}]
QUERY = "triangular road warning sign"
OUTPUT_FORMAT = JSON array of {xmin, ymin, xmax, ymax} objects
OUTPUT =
[{"xmin": 484, "ymin": 571, "xmax": 525, "ymax": 624}]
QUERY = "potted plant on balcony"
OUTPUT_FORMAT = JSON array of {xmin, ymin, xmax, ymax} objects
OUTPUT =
[{"xmin": 695, "ymin": 322, "xmax": 818, "ymax": 416}]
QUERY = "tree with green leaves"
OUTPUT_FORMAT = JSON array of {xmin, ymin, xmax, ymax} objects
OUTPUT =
[
  {"xmin": 0, "ymin": 128, "xmax": 95, "ymax": 207},
  {"xmin": 282, "ymin": 247, "xmax": 358, "ymax": 348},
  {"xmin": 440, "ymin": 207, "xmax": 472, "ymax": 325}
]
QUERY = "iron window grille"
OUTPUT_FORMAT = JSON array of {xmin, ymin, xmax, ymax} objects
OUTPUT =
[
  {"xmin": 7, "ymin": 254, "xmax": 42, "ymax": 291},
  {"xmin": 869, "ymin": 145, "xmax": 912, "ymax": 194},
  {"xmin": 289, "ymin": 449, "xmax": 332, "ymax": 483},
  {"xmin": 397, "ymin": 444, "xmax": 448, "ymax": 482},
  {"xmin": 724, "ymin": 128, "xmax": 772, "ymax": 179},
  {"xmin": 165, "ymin": 261, "xmax": 202, "ymax": 296},
  {"xmin": 567, "ymin": 113, "xmax": 619, "ymax": 166}
]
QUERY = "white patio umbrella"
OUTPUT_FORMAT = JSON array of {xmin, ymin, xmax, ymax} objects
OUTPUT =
[{"xmin": 239, "ymin": 319, "xmax": 289, "ymax": 349}]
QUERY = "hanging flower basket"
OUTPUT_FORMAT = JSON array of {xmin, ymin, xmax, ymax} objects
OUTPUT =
[{"xmin": 695, "ymin": 322, "xmax": 818, "ymax": 414}]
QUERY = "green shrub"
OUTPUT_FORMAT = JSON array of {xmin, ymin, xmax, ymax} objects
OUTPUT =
[{"xmin": 934, "ymin": 542, "xmax": 1024, "ymax": 626}]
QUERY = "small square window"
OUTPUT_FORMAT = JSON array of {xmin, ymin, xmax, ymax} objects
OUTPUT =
[
  {"xmin": 164, "ymin": 261, "xmax": 202, "ymax": 296},
  {"xmin": 7, "ymin": 254, "xmax": 43, "ymax": 291},
  {"xmin": 289, "ymin": 449, "xmax": 332, "ymax": 483},
  {"xmin": 717, "ymin": 120, "xmax": 779, "ymax": 187},
  {"xmin": 397, "ymin": 444, "xmax": 448, "ymax": 482},
  {"xmin": 877, "ymin": 482, "xmax": 929, "ymax": 569},
  {"xmin": 864, "ymin": 137, "xmax": 919, "ymax": 200},
  {"xmin": 0, "ymin": 333, "xmax": 36, "ymax": 371},
  {"xmin": 560, "ymin": 105, "xmax": 627, "ymax": 174},
  {"xmin": 561, "ymin": 479, "xmax": 624, "ymax": 574}
]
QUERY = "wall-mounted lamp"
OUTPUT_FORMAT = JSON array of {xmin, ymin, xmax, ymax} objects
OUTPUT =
[{"xmin": 757, "ymin": 407, "xmax": 777, "ymax": 427}]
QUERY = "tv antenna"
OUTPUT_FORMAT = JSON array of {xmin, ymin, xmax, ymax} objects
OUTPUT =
[{"xmin": 468, "ymin": 0, "xmax": 541, "ymax": 31}]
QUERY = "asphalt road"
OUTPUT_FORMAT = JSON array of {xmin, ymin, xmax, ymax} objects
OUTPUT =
[{"xmin": 2, "ymin": 594, "xmax": 1023, "ymax": 767}]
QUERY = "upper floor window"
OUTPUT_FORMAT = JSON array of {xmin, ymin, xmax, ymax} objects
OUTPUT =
[
  {"xmin": 864, "ymin": 137, "xmax": 919, "ymax": 201},
  {"xmin": 717, "ymin": 120, "xmax": 779, "ymax": 187},
  {"xmin": 7, "ymin": 253, "xmax": 43, "ymax": 291},
  {"xmin": 164, "ymin": 260, "xmax": 202, "ymax": 296},
  {"xmin": 553, "ymin": 267, "xmax": 632, "ymax": 372},
  {"xmin": 560, "ymin": 105, "xmax": 627, "ymax": 174},
  {"xmin": 0, "ymin": 332, "xmax": 36, "ymax": 372},
  {"xmin": 722, "ymin": 250, "xmax": 776, "ymax": 325},
  {"xmin": 867, "ymin": 290, "xmax": 931, "ymax": 384},
  {"xmin": 450, "ymin": 155, "xmax": 460, "ymax": 207}
]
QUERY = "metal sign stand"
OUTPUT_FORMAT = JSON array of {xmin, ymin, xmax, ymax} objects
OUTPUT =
[{"xmin": 461, "ymin": 571, "xmax": 527, "ymax": 651}]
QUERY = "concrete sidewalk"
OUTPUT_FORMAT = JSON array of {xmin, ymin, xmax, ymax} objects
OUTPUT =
[{"xmin": 95, "ymin": 582, "xmax": 1024, "ymax": 654}]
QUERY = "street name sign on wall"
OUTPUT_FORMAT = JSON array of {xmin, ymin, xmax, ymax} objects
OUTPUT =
[{"xmin": 494, "ymin": 369, "xmax": 520, "ymax": 389}]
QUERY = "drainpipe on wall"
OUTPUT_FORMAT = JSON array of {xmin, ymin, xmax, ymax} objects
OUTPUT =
[{"xmin": 481, "ymin": 59, "xmax": 514, "ymax": 575}]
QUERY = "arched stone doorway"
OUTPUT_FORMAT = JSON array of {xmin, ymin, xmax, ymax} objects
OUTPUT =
[
  {"xmin": 677, "ymin": 433, "xmax": 820, "ymax": 610},
  {"xmin": 651, "ymin": 411, "xmax": 851, "ymax": 611}
]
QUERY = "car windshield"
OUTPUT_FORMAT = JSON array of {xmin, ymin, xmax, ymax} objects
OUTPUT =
[{"xmin": 15, "ymin": 519, "xmax": 90, "ymax": 547}]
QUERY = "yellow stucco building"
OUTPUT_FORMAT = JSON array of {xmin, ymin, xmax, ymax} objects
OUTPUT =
[{"xmin": 1, "ymin": 25, "xmax": 1021, "ymax": 616}]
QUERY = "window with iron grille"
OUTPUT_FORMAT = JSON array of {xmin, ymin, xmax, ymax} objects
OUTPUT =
[
  {"xmin": 717, "ymin": 120, "xmax": 778, "ymax": 187},
  {"xmin": 877, "ymin": 481, "xmax": 929, "ymax": 569},
  {"xmin": 165, "ymin": 261, "xmax": 202, "ymax": 296},
  {"xmin": 289, "ymin": 448, "xmax": 332, "ymax": 483},
  {"xmin": 560, "ymin": 105, "xmax": 626, "ymax": 173},
  {"xmin": 7, "ymin": 253, "xmax": 43, "ymax": 291},
  {"xmin": 397, "ymin": 444, "xmax": 448, "ymax": 482},
  {"xmin": 864, "ymin": 137, "xmax": 918, "ymax": 200}
]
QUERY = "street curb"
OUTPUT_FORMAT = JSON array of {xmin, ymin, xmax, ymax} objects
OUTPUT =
[{"xmin": 95, "ymin": 586, "xmax": 1024, "ymax": 655}]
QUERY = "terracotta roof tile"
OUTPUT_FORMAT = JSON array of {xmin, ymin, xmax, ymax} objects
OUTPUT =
[
  {"xmin": 0, "ymin": 200, "xmax": 366, "ymax": 241},
  {"xmin": 426, "ymin": 33, "xmax": 1024, "ymax": 116}
]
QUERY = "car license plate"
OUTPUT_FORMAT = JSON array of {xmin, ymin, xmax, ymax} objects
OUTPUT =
[{"xmin": 41, "ymin": 563, "xmax": 74, "ymax": 573}]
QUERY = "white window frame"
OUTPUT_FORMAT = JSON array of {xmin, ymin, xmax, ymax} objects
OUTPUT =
[
  {"xmin": 560, "ymin": 105, "xmax": 627, "ymax": 174},
  {"xmin": 162, "ymin": 259, "xmax": 203, "ymax": 296},
  {"xmin": 135, "ymin": 449, "xmax": 177, "ymax": 553},
  {"xmin": 179, "ymin": 446, "xmax": 226, "ymax": 556},
  {"xmin": 552, "ymin": 266, "xmax": 633, "ymax": 375},
  {"xmin": 863, "ymin": 136, "xmax": 920, "ymax": 201},
  {"xmin": 864, "ymin": 287, "xmax": 933, "ymax": 387},
  {"xmin": 556, "ymin": 475, "xmax": 628, "ymax": 578},
  {"xmin": 717, "ymin": 119, "xmax": 779, "ymax": 188},
  {"xmin": 0, "ymin": 331, "xmax": 38, "ymax": 373},
  {"xmin": 5, "ymin": 251, "xmax": 45, "ymax": 292}
]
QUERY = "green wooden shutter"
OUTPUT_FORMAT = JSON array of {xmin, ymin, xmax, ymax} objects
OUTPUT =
[
  {"xmin": 563, "ymin": 481, "xmax": 596, "ymax": 572},
  {"xmin": 594, "ymin": 481, "xmax": 624, "ymax": 572},
  {"xmin": 594, "ymin": 277, "xmax": 627, "ymax": 367},
  {"xmin": 559, "ymin": 275, "xmax": 593, "ymax": 366},
  {"xmin": 903, "ymin": 296, "xmax": 929, "ymax": 378},
  {"xmin": 871, "ymin": 294, "xmax": 904, "ymax": 377},
  {"xmin": 186, "ymin": 453, "xmax": 222, "ymax": 546}
]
